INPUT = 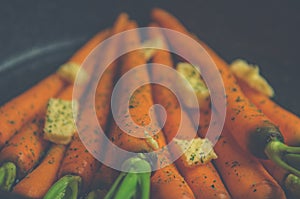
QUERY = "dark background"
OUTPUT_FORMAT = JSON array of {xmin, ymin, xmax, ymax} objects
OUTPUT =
[
  {"xmin": 0, "ymin": 0, "xmax": 299, "ymax": 198},
  {"xmin": 0, "ymin": 0, "xmax": 299, "ymax": 114}
]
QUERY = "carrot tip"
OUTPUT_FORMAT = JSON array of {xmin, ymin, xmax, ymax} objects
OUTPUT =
[{"xmin": 0, "ymin": 162, "xmax": 16, "ymax": 192}]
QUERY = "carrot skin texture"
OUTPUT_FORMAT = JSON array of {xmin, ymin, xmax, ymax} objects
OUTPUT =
[
  {"xmin": 104, "ymin": 22, "xmax": 195, "ymax": 199},
  {"xmin": 108, "ymin": 22, "xmax": 158, "ymax": 154},
  {"xmin": 151, "ymin": 8, "xmax": 284, "ymax": 159},
  {"xmin": 0, "ymin": 117, "xmax": 48, "ymax": 178},
  {"xmin": 0, "ymin": 74, "xmax": 65, "ymax": 148},
  {"xmin": 0, "ymin": 27, "xmax": 111, "ymax": 148},
  {"xmin": 151, "ymin": 164, "xmax": 195, "ymax": 199},
  {"xmin": 58, "ymin": 133, "xmax": 98, "ymax": 192},
  {"xmin": 12, "ymin": 144, "xmax": 66, "ymax": 198},
  {"xmin": 56, "ymin": 14, "xmax": 130, "ymax": 196},
  {"xmin": 238, "ymin": 79, "xmax": 300, "ymax": 146},
  {"xmin": 214, "ymin": 130, "xmax": 286, "ymax": 199},
  {"xmin": 90, "ymin": 165, "xmax": 119, "ymax": 191},
  {"xmin": 149, "ymin": 25, "xmax": 230, "ymax": 199}
]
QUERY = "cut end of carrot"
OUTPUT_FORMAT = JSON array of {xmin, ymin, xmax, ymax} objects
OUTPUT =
[{"xmin": 0, "ymin": 162, "xmax": 16, "ymax": 192}]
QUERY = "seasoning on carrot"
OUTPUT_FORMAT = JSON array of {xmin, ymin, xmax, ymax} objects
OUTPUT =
[
  {"xmin": 151, "ymin": 8, "xmax": 300, "ymax": 177},
  {"xmin": 214, "ymin": 129, "xmax": 286, "ymax": 199},
  {"xmin": 230, "ymin": 60, "xmax": 300, "ymax": 146},
  {"xmin": 12, "ymin": 144, "xmax": 66, "ymax": 198},
  {"xmin": 230, "ymin": 60, "xmax": 300, "ymax": 196},
  {"xmin": 0, "ymin": 74, "xmax": 65, "ymax": 148},
  {"xmin": 44, "ymin": 13, "xmax": 129, "ymax": 199},
  {"xmin": 0, "ymin": 23, "xmax": 111, "ymax": 149},
  {"xmin": 148, "ymin": 25, "xmax": 230, "ymax": 199},
  {"xmin": 0, "ymin": 85, "xmax": 73, "ymax": 192},
  {"xmin": 260, "ymin": 159, "xmax": 300, "ymax": 198},
  {"xmin": 104, "ymin": 21, "xmax": 195, "ymax": 199},
  {"xmin": 0, "ymin": 116, "xmax": 48, "ymax": 179}
]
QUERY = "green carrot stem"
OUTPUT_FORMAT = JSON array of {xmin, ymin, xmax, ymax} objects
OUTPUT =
[
  {"xmin": 0, "ymin": 162, "xmax": 16, "ymax": 191},
  {"xmin": 285, "ymin": 174, "xmax": 300, "ymax": 198},
  {"xmin": 103, "ymin": 172, "xmax": 127, "ymax": 199},
  {"xmin": 113, "ymin": 172, "xmax": 138, "ymax": 199},
  {"xmin": 138, "ymin": 172, "xmax": 151, "ymax": 199},
  {"xmin": 104, "ymin": 153, "xmax": 152, "ymax": 199},
  {"xmin": 285, "ymin": 154, "xmax": 300, "ymax": 170},
  {"xmin": 265, "ymin": 141, "xmax": 300, "ymax": 178},
  {"xmin": 43, "ymin": 175, "xmax": 81, "ymax": 199}
]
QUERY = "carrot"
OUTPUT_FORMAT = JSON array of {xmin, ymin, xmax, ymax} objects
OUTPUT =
[
  {"xmin": 0, "ymin": 74, "xmax": 65, "ymax": 148},
  {"xmin": 58, "ymin": 133, "xmax": 99, "ymax": 192},
  {"xmin": 44, "ymin": 13, "xmax": 129, "ymax": 199},
  {"xmin": 103, "ymin": 22, "xmax": 195, "ymax": 199},
  {"xmin": 215, "ymin": 129, "xmax": 286, "ymax": 199},
  {"xmin": 148, "ymin": 25, "xmax": 230, "ymax": 199},
  {"xmin": 150, "ymin": 164, "xmax": 196, "ymax": 199},
  {"xmin": 85, "ymin": 165, "xmax": 120, "ymax": 199},
  {"xmin": 0, "ymin": 27, "xmax": 111, "ymax": 148},
  {"xmin": 192, "ymin": 106, "xmax": 286, "ymax": 198},
  {"xmin": 151, "ymin": 8, "xmax": 300, "ymax": 177},
  {"xmin": 238, "ymin": 79, "xmax": 300, "ymax": 146},
  {"xmin": 91, "ymin": 165, "xmax": 119, "ymax": 191},
  {"xmin": 260, "ymin": 159, "xmax": 300, "ymax": 199},
  {"xmin": 0, "ymin": 85, "xmax": 73, "ymax": 192},
  {"xmin": 68, "ymin": 29, "xmax": 110, "ymax": 66},
  {"xmin": 0, "ymin": 116, "xmax": 48, "ymax": 178},
  {"xmin": 12, "ymin": 144, "xmax": 66, "ymax": 199}
]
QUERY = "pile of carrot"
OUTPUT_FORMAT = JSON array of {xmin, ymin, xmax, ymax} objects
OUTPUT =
[{"xmin": 0, "ymin": 8, "xmax": 299, "ymax": 199}]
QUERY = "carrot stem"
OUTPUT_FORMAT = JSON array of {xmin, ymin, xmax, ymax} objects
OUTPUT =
[
  {"xmin": 285, "ymin": 174, "xmax": 300, "ymax": 198},
  {"xmin": 265, "ymin": 141, "xmax": 300, "ymax": 177},
  {"xmin": 0, "ymin": 162, "xmax": 16, "ymax": 191},
  {"xmin": 285, "ymin": 154, "xmax": 300, "ymax": 170},
  {"xmin": 104, "ymin": 154, "xmax": 151, "ymax": 199},
  {"xmin": 43, "ymin": 175, "xmax": 81, "ymax": 199}
]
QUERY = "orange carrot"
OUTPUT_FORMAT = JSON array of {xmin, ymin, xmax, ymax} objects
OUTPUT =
[
  {"xmin": 45, "ymin": 14, "xmax": 130, "ymax": 199},
  {"xmin": 238, "ymin": 79, "xmax": 300, "ymax": 146},
  {"xmin": 103, "ymin": 22, "xmax": 195, "ymax": 199},
  {"xmin": 107, "ymin": 21, "xmax": 158, "ymax": 153},
  {"xmin": 214, "ymin": 129, "xmax": 286, "ymax": 199},
  {"xmin": 260, "ymin": 159, "xmax": 300, "ymax": 198},
  {"xmin": 0, "ymin": 116, "xmax": 48, "ymax": 178},
  {"xmin": 0, "ymin": 28, "xmax": 111, "ymax": 148},
  {"xmin": 58, "ymin": 14, "xmax": 129, "ymax": 191},
  {"xmin": 192, "ymin": 107, "xmax": 286, "ymax": 198},
  {"xmin": 90, "ymin": 165, "xmax": 119, "ymax": 191},
  {"xmin": 69, "ymin": 30, "xmax": 110, "ymax": 66},
  {"xmin": 12, "ymin": 144, "xmax": 66, "ymax": 198},
  {"xmin": 151, "ymin": 8, "xmax": 300, "ymax": 177},
  {"xmin": 150, "ymin": 164, "xmax": 195, "ymax": 199},
  {"xmin": 58, "ymin": 133, "xmax": 99, "ymax": 192},
  {"xmin": 0, "ymin": 84, "xmax": 74, "ymax": 177},
  {"xmin": 0, "ymin": 74, "xmax": 65, "ymax": 148},
  {"xmin": 149, "ymin": 25, "xmax": 230, "ymax": 199}
]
